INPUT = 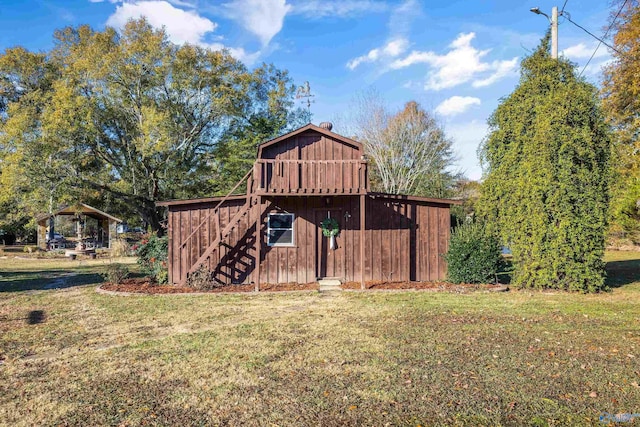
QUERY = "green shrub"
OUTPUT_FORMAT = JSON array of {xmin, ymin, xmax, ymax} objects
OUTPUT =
[
  {"xmin": 444, "ymin": 221, "xmax": 503, "ymax": 284},
  {"xmin": 102, "ymin": 264, "xmax": 130, "ymax": 284},
  {"xmin": 135, "ymin": 234, "xmax": 168, "ymax": 284}
]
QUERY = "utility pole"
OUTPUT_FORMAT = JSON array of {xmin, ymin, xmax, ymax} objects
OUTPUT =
[
  {"xmin": 530, "ymin": 6, "xmax": 560, "ymax": 59},
  {"xmin": 551, "ymin": 6, "xmax": 558, "ymax": 59}
]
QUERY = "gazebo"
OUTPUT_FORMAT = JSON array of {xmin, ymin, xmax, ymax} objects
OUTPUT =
[{"xmin": 36, "ymin": 204, "xmax": 122, "ymax": 250}]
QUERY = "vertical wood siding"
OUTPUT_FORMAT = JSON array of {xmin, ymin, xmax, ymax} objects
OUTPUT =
[
  {"xmin": 167, "ymin": 195, "xmax": 450, "ymax": 285},
  {"xmin": 256, "ymin": 131, "xmax": 365, "ymax": 195},
  {"xmin": 262, "ymin": 131, "xmax": 360, "ymax": 161}
]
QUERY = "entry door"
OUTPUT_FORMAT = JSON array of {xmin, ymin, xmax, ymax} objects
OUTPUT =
[{"xmin": 315, "ymin": 209, "xmax": 345, "ymax": 279}]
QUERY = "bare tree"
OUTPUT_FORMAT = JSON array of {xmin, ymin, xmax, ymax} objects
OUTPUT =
[{"xmin": 341, "ymin": 90, "xmax": 459, "ymax": 196}]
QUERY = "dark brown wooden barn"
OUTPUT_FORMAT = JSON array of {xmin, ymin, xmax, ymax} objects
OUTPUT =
[{"xmin": 158, "ymin": 123, "xmax": 460, "ymax": 289}]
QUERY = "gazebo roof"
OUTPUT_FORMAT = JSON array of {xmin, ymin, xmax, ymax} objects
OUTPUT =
[{"xmin": 37, "ymin": 203, "xmax": 122, "ymax": 223}]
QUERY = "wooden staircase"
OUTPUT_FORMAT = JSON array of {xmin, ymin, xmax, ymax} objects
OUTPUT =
[
  {"xmin": 176, "ymin": 155, "xmax": 370, "ymax": 287},
  {"xmin": 178, "ymin": 169, "xmax": 260, "ymax": 286}
]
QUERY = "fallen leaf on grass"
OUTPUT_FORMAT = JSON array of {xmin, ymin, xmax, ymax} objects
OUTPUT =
[{"xmin": 589, "ymin": 392, "xmax": 598, "ymax": 398}]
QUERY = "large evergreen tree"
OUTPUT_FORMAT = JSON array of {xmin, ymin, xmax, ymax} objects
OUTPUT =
[{"xmin": 477, "ymin": 35, "xmax": 611, "ymax": 292}]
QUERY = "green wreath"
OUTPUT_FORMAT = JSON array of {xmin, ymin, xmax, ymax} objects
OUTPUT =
[{"xmin": 320, "ymin": 217, "xmax": 340, "ymax": 237}]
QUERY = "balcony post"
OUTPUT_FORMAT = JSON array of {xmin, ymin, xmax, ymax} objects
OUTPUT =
[
  {"xmin": 254, "ymin": 161, "xmax": 258, "ymax": 189},
  {"xmin": 255, "ymin": 195, "xmax": 261, "ymax": 292},
  {"xmin": 360, "ymin": 193, "xmax": 366, "ymax": 289}
]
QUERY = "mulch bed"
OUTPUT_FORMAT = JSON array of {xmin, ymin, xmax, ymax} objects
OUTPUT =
[
  {"xmin": 100, "ymin": 278, "xmax": 319, "ymax": 294},
  {"xmin": 100, "ymin": 278, "xmax": 505, "ymax": 294}
]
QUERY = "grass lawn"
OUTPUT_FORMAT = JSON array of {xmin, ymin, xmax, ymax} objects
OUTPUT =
[{"xmin": 0, "ymin": 252, "xmax": 639, "ymax": 426}]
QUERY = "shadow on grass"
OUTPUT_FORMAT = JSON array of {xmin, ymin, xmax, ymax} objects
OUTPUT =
[
  {"xmin": 27, "ymin": 310, "xmax": 46, "ymax": 324},
  {"xmin": 605, "ymin": 259, "xmax": 640, "ymax": 288},
  {"xmin": 496, "ymin": 257, "xmax": 513, "ymax": 285},
  {"xmin": 0, "ymin": 270, "xmax": 105, "ymax": 292},
  {"xmin": 495, "ymin": 257, "xmax": 640, "ymax": 289}
]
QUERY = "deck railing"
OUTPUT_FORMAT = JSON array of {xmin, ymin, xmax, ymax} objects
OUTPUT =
[{"xmin": 254, "ymin": 159, "xmax": 368, "ymax": 195}]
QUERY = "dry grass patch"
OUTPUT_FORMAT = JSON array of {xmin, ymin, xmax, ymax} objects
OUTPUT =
[{"xmin": 0, "ymin": 252, "xmax": 639, "ymax": 425}]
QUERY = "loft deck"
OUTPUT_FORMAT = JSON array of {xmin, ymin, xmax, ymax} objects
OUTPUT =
[{"xmin": 253, "ymin": 159, "xmax": 369, "ymax": 195}]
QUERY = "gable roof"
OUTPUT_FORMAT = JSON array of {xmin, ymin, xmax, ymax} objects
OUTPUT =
[
  {"xmin": 257, "ymin": 123, "xmax": 363, "ymax": 157},
  {"xmin": 36, "ymin": 203, "xmax": 122, "ymax": 223}
]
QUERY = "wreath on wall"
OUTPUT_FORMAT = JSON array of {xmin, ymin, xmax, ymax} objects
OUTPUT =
[{"xmin": 320, "ymin": 217, "xmax": 340, "ymax": 237}]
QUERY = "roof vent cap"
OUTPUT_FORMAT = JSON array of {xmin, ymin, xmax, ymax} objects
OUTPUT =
[{"xmin": 319, "ymin": 122, "xmax": 333, "ymax": 131}]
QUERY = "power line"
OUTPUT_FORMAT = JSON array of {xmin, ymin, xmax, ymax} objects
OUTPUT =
[
  {"xmin": 575, "ymin": 0, "xmax": 628, "ymax": 77},
  {"xmin": 564, "ymin": 13, "xmax": 623, "ymax": 56},
  {"xmin": 561, "ymin": 0, "xmax": 569, "ymax": 13}
]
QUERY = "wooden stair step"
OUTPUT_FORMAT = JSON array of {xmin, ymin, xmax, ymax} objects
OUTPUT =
[{"xmin": 318, "ymin": 278, "xmax": 342, "ymax": 292}]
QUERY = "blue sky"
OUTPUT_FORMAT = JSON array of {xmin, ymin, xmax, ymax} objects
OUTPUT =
[{"xmin": 0, "ymin": 0, "xmax": 615, "ymax": 180}]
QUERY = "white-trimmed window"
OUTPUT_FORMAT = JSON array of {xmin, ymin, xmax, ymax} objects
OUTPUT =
[{"xmin": 267, "ymin": 213, "xmax": 295, "ymax": 246}]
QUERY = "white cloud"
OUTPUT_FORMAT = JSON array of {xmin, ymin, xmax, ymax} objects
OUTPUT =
[
  {"xmin": 390, "ymin": 33, "xmax": 491, "ymax": 90},
  {"xmin": 222, "ymin": 0, "xmax": 291, "ymax": 46},
  {"xmin": 562, "ymin": 42, "xmax": 610, "ymax": 60},
  {"xmin": 388, "ymin": 0, "xmax": 418, "ymax": 36},
  {"xmin": 106, "ymin": 1, "xmax": 216, "ymax": 45},
  {"xmin": 581, "ymin": 58, "xmax": 614, "ymax": 77},
  {"xmin": 346, "ymin": 38, "xmax": 408, "ymax": 70},
  {"xmin": 291, "ymin": 0, "xmax": 387, "ymax": 18},
  {"xmin": 383, "ymin": 38, "xmax": 407, "ymax": 56},
  {"xmin": 472, "ymin": 57, "xmax": 518, "ymax": 88},
  {"xmin": 345, "ymin": 0, "xmax": 417, "ymax": 70},
  {"xmin": 388, "ymin": 32, "xmax": 518, "ymax": 90},
  {"xmin": 388, "ymin": 50, "xmax": 434, "ymax": 69},
  {"xmin": 401, "ymin": 80, "xmax": 419, "ymax": 89},
  {"xmin": 105, "ymin": 1, "xmax": 259, "ymax": 64},
  {"xmin": 205, "ymin": 42, "xmax": 261, "ymax": 64},
  {"xmin": 436, "ymin": 96, "xmax": 481, "ymax": 117},
  {"xmin": 561, "ymin": 42, "xmax": 612, "ymax": 79}
]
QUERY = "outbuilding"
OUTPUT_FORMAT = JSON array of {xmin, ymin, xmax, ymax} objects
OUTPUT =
[
  {"xmin": 159, "ymin": 123, "xmax": 460, "ymax": 288},
  {"xmin": 36, "ymin": 203, "xmax": 121, "ymax": 250}
]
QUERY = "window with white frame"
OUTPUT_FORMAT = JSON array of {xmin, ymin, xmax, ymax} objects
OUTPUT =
[{"xmin": 267, "ymin": 213, "xmax": 294, "ymax": 246}]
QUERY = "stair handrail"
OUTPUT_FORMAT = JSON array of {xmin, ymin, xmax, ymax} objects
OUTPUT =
[
  {"xmin": 180, "ymin": 168, "xmax": 254, "ymax": 249},
  {"xmin": 186, "ymin": 197, "xmax": 254, "ymax": 276}
]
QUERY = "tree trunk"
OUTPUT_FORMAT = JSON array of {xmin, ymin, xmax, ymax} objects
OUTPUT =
[{"xmin": 138, "ymin": 201, "xmax": 165, "ymax": 237}]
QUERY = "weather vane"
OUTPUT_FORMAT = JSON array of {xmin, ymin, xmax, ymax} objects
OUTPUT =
[{"xmin": 295, "ymin": 81, "xmax": 315, "ymax": 114}]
